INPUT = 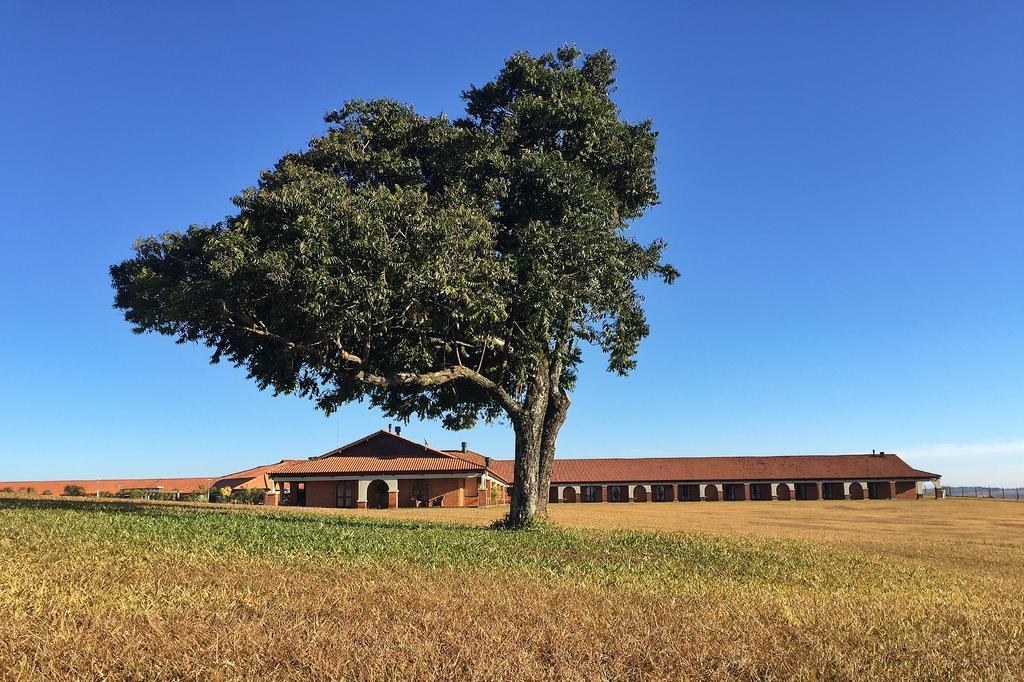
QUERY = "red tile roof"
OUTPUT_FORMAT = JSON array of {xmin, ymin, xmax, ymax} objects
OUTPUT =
[
  {"xmin": 272, "ymin": 430, "xmax": 494, "ymax": 478},
  {"xmin": 212, "ymin": 460, "xmax": 301, "ymax": 491},
  {"xmin": 489, "ymin": 453, "xmax": 938, "ymax": 484},
  {"xmin": 0, "ymin": 477, "xmax": 215, "ymax": 495},
  {"xmin": 440, "ymin": 448, "xmax": 490, "ymax": 468},
  {"xmin": 274, "ymin": 455, "xmax": 487, "ymax": 476}
]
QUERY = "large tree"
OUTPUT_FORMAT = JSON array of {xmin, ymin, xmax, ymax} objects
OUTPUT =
[{"xmin": 111, "ymin": 46, "xmax": 677, "ymax": 527}]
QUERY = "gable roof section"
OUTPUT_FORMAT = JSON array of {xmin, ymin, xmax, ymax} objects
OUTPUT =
[
  {"xmin": 272, "ymin": 430, "xmax": 491, "ymax": 477},
  {"xmin": 440, "ymin": 448, "xmax": 489, "ymax": 468},
  {"xmin": 489, "ymin": 453, "xmax": 938, "ymax": 484},
  {"xmin": 212, "ymin": 460, "xmax": 301, "ymax": 490}
]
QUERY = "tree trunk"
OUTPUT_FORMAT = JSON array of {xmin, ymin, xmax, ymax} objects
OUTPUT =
[
  {"xmin": 506, "ymin": 391, "xmax": 570, "ymax": 526},
  {"xmin": 506, "ymin": 362, "xmax": 553, "ymax": 527},
  {"xmin": 534, "ymin": 390, "xmax": 569, "ymax": 518},
  {"xmin": 507, "ymin": 421, "xmax": 543, "ymax": 527}
]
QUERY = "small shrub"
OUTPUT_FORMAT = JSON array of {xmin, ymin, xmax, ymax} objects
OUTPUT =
[
  {"xmin": 1, "ymin": 487, "xmax": 14, "ymax": 494},
  {"xmin": 63, "ymin": 485, "xmax": 87, "ymax": 497},
  {"xmin": 230, "ymin": 488, "xmax": 265, "ymax": 505}
]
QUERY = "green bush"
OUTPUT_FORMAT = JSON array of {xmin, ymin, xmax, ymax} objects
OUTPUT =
[
  {"xmin": 230, "ymin": 488, "xmax": 265, "ymax": 505},
  {"xmin": 63, "ymin": 485, "xmax": 87, "ymax": 497}
]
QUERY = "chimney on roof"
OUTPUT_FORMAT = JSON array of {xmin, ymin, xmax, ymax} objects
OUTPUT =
[
  {"xmin": 387, "ymin": 423, "xmax": 392, "ymax": 433},
  {"xmin": 395, "ymin": 426, "xmax": 401, "ymax": 437},
  {"xmin": 461, "ymin": 441, "xmax": 468, "ymax": 452},
  {"xmin": 484, "ymin": 456, "xmax": 491, "ymax": 467}
]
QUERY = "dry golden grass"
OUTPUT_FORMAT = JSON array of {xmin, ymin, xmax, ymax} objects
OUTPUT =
[{"xmin": 0, "ymin": 495, "xmax": 1021, "ymax": 680}]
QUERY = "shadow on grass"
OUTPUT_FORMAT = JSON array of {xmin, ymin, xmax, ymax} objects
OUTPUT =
[{"xmin": 0, "ymin": 494, "xmax": 496, "ymax": 534}]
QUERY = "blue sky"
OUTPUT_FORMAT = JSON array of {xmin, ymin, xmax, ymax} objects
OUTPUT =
[{"xmin": 1, "ymin": 2, "xmax": 1021, "ymax": 485}]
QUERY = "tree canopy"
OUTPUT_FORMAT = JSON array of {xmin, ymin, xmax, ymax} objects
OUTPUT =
[{"xmin": 111, "ymin": 45, "xmax": 677, "ymax": 526}]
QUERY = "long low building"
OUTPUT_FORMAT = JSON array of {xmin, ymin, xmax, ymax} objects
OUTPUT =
[
  {"xmin": 267, "ymin": 429, "xmax": 941, "ymax": 508},
  {"xmin": 0, "ymin": 461, "xmax": 299, "ymax": 499},
  {"xmin": 0, "ymin": 477, "xmax": 216, "ymax": 497},
  {"xmin": 0, "ymin": 430, "xmax": 941, "ymax": 507}
]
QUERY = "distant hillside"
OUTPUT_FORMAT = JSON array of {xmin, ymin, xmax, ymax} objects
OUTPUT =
[{"xmin": 937, "ymin": 486, "xmax": 1023, "ymax": 500}]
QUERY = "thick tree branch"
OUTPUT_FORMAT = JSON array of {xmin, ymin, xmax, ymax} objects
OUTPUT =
[{"xmin": 353, "ymin": 364, "xmax": 520, "ymax": 417}]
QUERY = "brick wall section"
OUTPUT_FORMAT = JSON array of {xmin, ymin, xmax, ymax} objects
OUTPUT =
[
  {"xmin": 429, "ymin": 478, "xmax": 467, "ymax": 507},
  {"xmin": 305, "ymin": 480, "xmax": 337, "ymax": 508},
  {"xmin": 895, "ymin": 481, "xmax": 918, "ymax": 499}
]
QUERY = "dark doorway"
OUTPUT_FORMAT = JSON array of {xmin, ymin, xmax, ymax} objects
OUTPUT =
[
  {"xmin": 723, "ymin": 484, "xmax": 746, "ymax": 501},
  {"xmin": 336, "ymin": 481, "xmax": 356, "ymax": 508},
  {"xmin": 750, "ymin": 483, "xmax": 772, "ymax": 501},
  {"xmin": 411, "ymin": 479, "xmax": 429, "ymax": 507},
  {"xmin": 367, "ymin": 480, "xmax": 389, "ymax": 509}
]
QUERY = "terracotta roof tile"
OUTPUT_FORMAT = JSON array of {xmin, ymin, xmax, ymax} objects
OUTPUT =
[
  {"xmin": 273, "ymin": 455, "xmax": 484, "ymax": 476},
  {"xmin": 489, "ymin": 453, "xmax": 938, "ymax": 484},
  {"xmin": 0, "ymin": 477, "xmax": 215, "ymax": 495},
  {"xmin": 271, "ymin": 430, "xmax": 491, "ymax": 478},
  {"xmin": 212, "ymin": 460, "xmax": 302, "ymax": 490},
  {"xmin": 441, "ymin": 448, "xmax": 489, "ymax": 468}
]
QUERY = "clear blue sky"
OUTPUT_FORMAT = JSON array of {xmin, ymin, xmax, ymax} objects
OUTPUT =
[{"xmin": 1, "ymin": 2, "xmax": 1021, "ymax": 485}]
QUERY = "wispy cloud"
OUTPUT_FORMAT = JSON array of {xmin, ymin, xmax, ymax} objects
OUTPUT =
[
  {"xmin": 901, "ymin": 439, "xmax": 1024, "ymax": 460},
  {"xmin": 900, "ymin": 439, "xmax": 1024, "ymax": 486}
]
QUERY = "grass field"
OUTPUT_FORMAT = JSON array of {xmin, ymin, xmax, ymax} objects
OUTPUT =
[{"xmin": 0, "ymin": 496, "xmax": 1021, "ymax": 680}]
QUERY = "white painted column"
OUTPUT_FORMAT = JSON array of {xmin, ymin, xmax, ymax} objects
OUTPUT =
[
  {"xmin": 770, "ymin": 483, "xmax": 779, "ymax": 500},
  {"xmin": 357, "ymin": 479, "xmax": 370, "ymax": 505},
  {"xmin": 699, "ymin": 484, "xmax": 708, "ymax": 500},
  {"xmin": 842, "ymin": 481, "xmax": 851, "ymax": 499}
]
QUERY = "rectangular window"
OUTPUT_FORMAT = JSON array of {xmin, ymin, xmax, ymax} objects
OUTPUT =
[
  {"xmin": 336, "ymin": 481, "xmax": 355, "ymax": 508},
  {"xmin": 411, "ymin": 480, "xmax": 428, "ymax": 506}
]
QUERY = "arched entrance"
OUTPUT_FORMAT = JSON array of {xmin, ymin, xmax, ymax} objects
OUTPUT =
[
  {"xmin": 562, "ymin": 487, "xmax": 577, "ymax": 503},
  {"xmin": 849, "ymin": 482, "xmax": 864, "ymax": 500},
  {"xmin": 704, "ymin": 484, "xmax": 719, "ymax": 502},
  {"xmin": 775, "ymin": 483, "xmax": 791, "ymax": 501},
  {"xmin": 632, "ymin": 485, "xmax": 647, "ymax": 503},
  {"xmin": 367, "ymin": 480, "xmax": 389, "ymax": 509}
]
